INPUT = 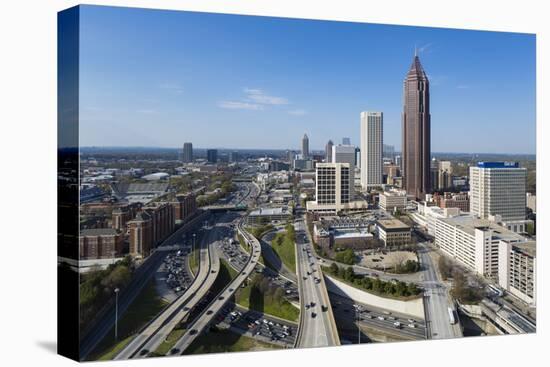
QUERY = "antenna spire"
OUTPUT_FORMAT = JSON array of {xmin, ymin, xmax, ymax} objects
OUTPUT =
[{"xmin": 414, "ymin": 44, "xmax": 417, "ymax": 57}]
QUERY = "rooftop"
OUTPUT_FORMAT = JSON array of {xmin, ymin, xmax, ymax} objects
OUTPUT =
[
  {"xmin": 376, "ymin": 218, "xmax": 410, "ymax": 231},
  {"xmin": 512, "ymin": 241, "xmax": 536, "ymax": 257},
  {"xmin": 249, "ymin": 206, "xmax": 290, "ymax": 216},
  {"xmin": 80, "ymin": 228, "xmax": 120, "ymax": 237},
  {"xmin": 439, "ymin": 216, "xmax": 526, "ymax": 241}
]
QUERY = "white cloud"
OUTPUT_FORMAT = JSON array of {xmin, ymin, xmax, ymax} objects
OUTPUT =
[
  {"xmin": 288, "ymin": 109, "xmax": 307, "ymax": 116},
  {"xmin": 218, "ymin": 101, "xmax": 264, "ymax": 110},
  {"xmin": 244, "ymin": 88, "xmax": 289, "ymax": 105},
  {"xmin": 159, "ymin": 82, "xmax": 184, "ymax": 94}
]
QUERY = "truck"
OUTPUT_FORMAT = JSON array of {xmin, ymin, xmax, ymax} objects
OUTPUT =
[{"xmin": 448, "ymin": 307, "xmax": 457, "ymax": 325}]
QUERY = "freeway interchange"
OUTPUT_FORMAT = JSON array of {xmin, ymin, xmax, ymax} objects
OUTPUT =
[{"xmin": 88, "ymin": 181, "xmax": 465, "ymax": 360}]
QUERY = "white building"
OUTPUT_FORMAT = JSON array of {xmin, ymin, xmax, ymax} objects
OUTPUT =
[
  {"xmin": 332, "ymin": 144, "xmax": 356, "ymax": 169},
  {"xmin": 412, "ymin": 203, "xmax": 461, "ymax": 235},
  {"xmin": 306, "ymin": 162, "xmax": 357, "ymax": 213},
  {"xmin": 435, "ymin": 215, "xmax": 526, "ymax": 280},
  {"xmin": 469, "ymin": 162, "xmax": 527, "ymax": 233},
  {"xmin": 360, "ymin": 111, "xmax": 383, "ymax": 190},
  {"xmin": 498, "ymin": 240, "xmax": 536, "ymax": 305},
  {"xmin": 379, "ymin": 190, "xmax": 407, "ymax": 213}
]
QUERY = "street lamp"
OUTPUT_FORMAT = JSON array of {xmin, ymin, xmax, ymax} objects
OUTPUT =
[
  {"xmin": 356, "ymin": 307, "xmax": 361, "ymax": 344},
  {"xmin": 114, "ymin": 288, "xmax": 120, "ymax": 341}
]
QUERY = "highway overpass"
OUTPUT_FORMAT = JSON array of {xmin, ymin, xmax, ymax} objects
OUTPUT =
[{"xmin": 171, "ymin": 219, "xmax": 263, "ymax": 355}]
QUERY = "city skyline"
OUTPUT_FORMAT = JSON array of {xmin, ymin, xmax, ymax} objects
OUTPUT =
[{"xmin": 79, "ymin": 5, "xmax": 535, "ymax": 154}]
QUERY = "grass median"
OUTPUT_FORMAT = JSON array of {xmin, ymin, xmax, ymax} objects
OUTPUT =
[
  {"xmin": 87, "ymin": 279, "xmax": 168, "ymax": 361},
  {"xmin": 269, "ymin": 224, "xmax": 297, "ymax": 273},
  {"xmin": 184, "ymin": 327, "xmax": 280, "ymax": 355}
]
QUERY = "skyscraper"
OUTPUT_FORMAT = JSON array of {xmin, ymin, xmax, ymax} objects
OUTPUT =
[
  {"xmin": 402, "ymin": 52, "xmax": 431, "ymax": 199},
  {"xmin": 360, "ymin": 111, "xmax": 383, "ymax": 190},
  {"xmin": 302, "ymin": 133, "xmax": 309, "ymax": 158},
  {"xmin": 332, "ymin": 144, "xmax": 356, "ymax": 169},
  {"xmin": 306, "ymin": 162, "xmax": 354, "ymax": 213},
  {"xmin": 206, "ymin": 149, "xmax": 218, "ymax": 163},
  {"xmin": 325, "ymin": 140, "xmax": 334, "ymax": 163},
  {"xmin": 342, "ymin": 137, "xmax": 351, "ymax": 145},
  {"xmin": 182, "ymin": 142, "xmax": 193, "ymax": 163},
  {"xmin": 469, "ymin": 162, "xmax": 527, "ymax": 232}
]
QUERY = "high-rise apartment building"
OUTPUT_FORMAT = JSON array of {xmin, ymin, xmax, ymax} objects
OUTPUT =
[
  {"xmin": 206, "ymin": 149, "xmax": 218, "ymax": 163},
  {"xmin": 402, "ymin": 53, "xmax": 431, "ymax": 199},
  {"xmin": 306, "ymin": 162, "xmax": 354, "ymax": 213},
  {"xmin": 498, "ymin": 240, "xmax": 536, "ymax": 305},
  {"xmin": 332, "ymin": 144, "xmax": 356, "ymax": 169},
  {"xmin": 128, "ymin": 211, "xmax": 153, "ymax": 258},
  {"xmin": 470, "ymin": 162, "xmax": 527, "ymax": 232},
  {"xmin": 182, "ymin": 142, "xmax": 193, "ymax": 163},
  {"xmin": 325, "ymin": 140, "xmax": 334, "ymax": 163},
  {"xmin": 302, "ymin": 133, "xmax": 309, "ymax": 158},
  {"xmin": 360, "ymin": 111, "xmax": 383, "ymax": 190}
]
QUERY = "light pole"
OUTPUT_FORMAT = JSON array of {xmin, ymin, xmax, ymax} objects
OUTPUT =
[
  {"xmin": 114, "ymin": 287, "xmax": 120, "ymax": 341},
  {"xmin": 356, "ymin": 308, "xmax": 361, "ymax": 344}
]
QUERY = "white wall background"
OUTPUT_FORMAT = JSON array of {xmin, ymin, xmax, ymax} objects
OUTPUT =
[{"xmin": 0, "ymin": 1, "xmax": 547, "ymax": 366}]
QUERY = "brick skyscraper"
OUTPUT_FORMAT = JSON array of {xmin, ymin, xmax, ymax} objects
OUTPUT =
[{"xmin": 402, "ymin": 51, "xmax": 431, "ymax": 199}]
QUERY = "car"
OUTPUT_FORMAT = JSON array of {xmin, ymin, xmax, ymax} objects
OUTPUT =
[
  {"xmin": 139, "ymin": 349, "xmax": 149, "ymax": 356},
  {"xmin": 310, "ymin": 301, "xmax": 315, "ymax": 307},
  {"xmin": 206, "ymin": 310, "xmax": 213, "ymax": 315},
  {"xmin": 263, "ymin": 319, "xmax": 269, "ymax": 324},
  {"xmin": 408, "ymin": 323, "xmax": 416, "ymax": 328},
  {"xmin": 377, "ymin": 316, "xmax": 385, "ymax": 320},
  {"xmin": 321, "ymin": 305, "xmax": 328, "ymax": 312},
  {"xmin": 305, "ymin": 304, "xmax": 310, "ymax": 310},
  {"xmin": 364, "ymin": 314, "xmax": 373, "ymax": 319},
  {"xmin": 311, "ymin": 312, "xmax": 317, "ymax": 318},
  {"xmin": 218, "ymin": 296, "xmax": 225, "ymax": 300},
  {"xmin": 407, "ymin": 318, "xmax": 415, "ymax": 323},
  {"xmin": 170, "ymin": 348, "xmax": 180, "ymax": 355},
  {"xmin": 393, "ymin": 322, "xmax": 401, "ymax": 328}
]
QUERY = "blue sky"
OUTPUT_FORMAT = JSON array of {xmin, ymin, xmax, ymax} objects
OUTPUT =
[{"xmin": 78, "ymin": 5, "xmax": 536, "ymax": 154}]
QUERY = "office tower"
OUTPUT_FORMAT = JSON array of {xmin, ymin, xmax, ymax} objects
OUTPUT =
[
  {"xmin": 286, "ymin": 150, "xmax": 296, "ymax": 164},
  {"xmin": 182, "ymin": 142, "xmax": 193, "ymax": 163},
  {"xmin": 402, "ymin": 52, "xmax": 431, "ymax": 199},
  {"xmin": 395, "ymin": 155, "xmax": 402, "ymax": 169},
  {"xmin": 206, "ymin": 149, "xmax": 218, "ymax": 163},
  {"xmin": 332, "ymin": 144, "xmax": 356, "ymax": 169},
  {"xmin": 383, "ymin": 144, "xmax": 395, "ymax": 161},
  {"xmin": 355, "ymin": 147, "xmax": 360, "ymax": 167},
  {"xmin": 342, "ymin": 137, "xmax": 351, "ymax": 145},
  {"xmin": 306, "ymin": 162, "xmax": 354, "ymax": 213},
  {"xmin": 325, "ymin": 140, "xmax": 334, "ymax": 163},
  {"xmin": 430, "ymin": 158, "xmax": 439, "ymax": 191},
  {"xmin": 360, "ymin": 111, "xmax": 383, "ymax": 190},
  {"xmin": 302, "ymin": 133, "xmax": 309, "ymax": 158},
  {"xmin": 469, "ymin": 162, "xmax": 527, "ymax": 232},
  {"xmin": 229, "ymin": 151, "xmax": 239, "ymax": 163},
  {"xmin": 438, "ymin": 161, "xmax": 453, "ymax": 190}
]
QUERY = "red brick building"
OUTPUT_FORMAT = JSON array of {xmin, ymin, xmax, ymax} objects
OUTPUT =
[
  {"xmin": 171, "ymin": 193, "xmax": 197, "ymax": 223},
  {"xmin": 434, "ymin": 192, "xmax": 470, "ymax": 212},
  {"xmin": 127, "ymin": 211, "xmax": 153, "ymax": 258},
  {"xmin": 79, "ymin": 228, "xmax": 124, "ymax": 260}
]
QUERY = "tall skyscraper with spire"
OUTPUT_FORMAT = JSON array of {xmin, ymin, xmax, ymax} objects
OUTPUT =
[
  {"xmin": 302, "ymin": 133, "xmax": 309, "ymax": 158},
  {"xmin": 402, "ymin": 51, "xmax": 431, "ymax": 199}
]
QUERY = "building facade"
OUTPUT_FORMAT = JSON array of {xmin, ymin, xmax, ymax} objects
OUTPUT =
[
  {"xmin": 435, "ymin": 215, "xmax": 525, "ymax": 279},
  {"xmin": 379, "ymin": 190, "xmax": 407, "ymax": 212},
  {"xmin": 498, "ymin": 240, "xmax": 536, "ymax": 305},
  {"xmin": 332, "ymin": 144, "xmax": 356, "ymax": 169},
  {"xmin": 325, "ymin": 140, "xmax": 334, "ymax": 163},
  {"xmin": 360, "ymin": 111, "xmax": 383, "ymax": 190},
  {"xmin": 306, "ymin": 162, "xmax": 354, "ymax": 213},
  {"xmin": 402, "ymin": 53, "xmax": 431, "ymax": 200},
  {"xmin": 302, "ymin": 133, "xmax": 309, "ymax": 158},
  {"xmin": 469, "ymin": 162, "xmax": 527, "ymax": 232},
  {"xmin": 182, "ymin": 142, "xmax": 193, "ymax": 163},
  {"xmin": 206, "ymin": 149, "xmax": 218, "ymax": 163},
  {"xmin": 127, "ymin": 211, "xmax": 153, "ymax": 258},
  {"xmin": 376, "ymin": 218, "xmax": 411, "ymax": 247},
  {"xmin": 79, "ymin": 228, "xmax": 124, "ymax": 260}
]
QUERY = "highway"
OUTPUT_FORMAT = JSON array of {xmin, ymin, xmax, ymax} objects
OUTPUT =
[
  {"xmin": 171, "ymin": 219, "xmax": 263, "ymax": 355},
  {"xmin": 114, "ymin": 214, "xmax": 226, "ymax": 359},
  {"xmin": 417, "ymin": 242, "xmax": 462, "ymax": 339},
  {"xmin": 261, "ymin": 230, "xmax": 298, "ymax": 283},
  {"xmin": 294, "ymin": 218, "xmax": 340, "ymax": 348},
  {"xmin": 80, "ymin": 211, "xmax": 208, "ymax": 360}
]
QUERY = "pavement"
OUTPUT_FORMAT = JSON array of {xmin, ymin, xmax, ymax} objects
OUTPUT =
[
  {"xmin": 416, "ymin": 242, "xmax": 462, "ymax": 339},
  {"xmin": 171, "ymin": 219, "xmax": 263, "ymax": 355},
  {"xmin": 294, "ymin": 219, "xmax": 340, "ymax": 348},
  {"xmin": 114, "ymin": 214, "xmax": 225, "ymax": 360},
  {"xmin": 80, "ymin": 212, "xmax": 207, "ymax": 360}
]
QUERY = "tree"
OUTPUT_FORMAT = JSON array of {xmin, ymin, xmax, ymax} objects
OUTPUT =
[{"xmin": 329, "ymin": 262, "xmax": 339, "ymax": 275}]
